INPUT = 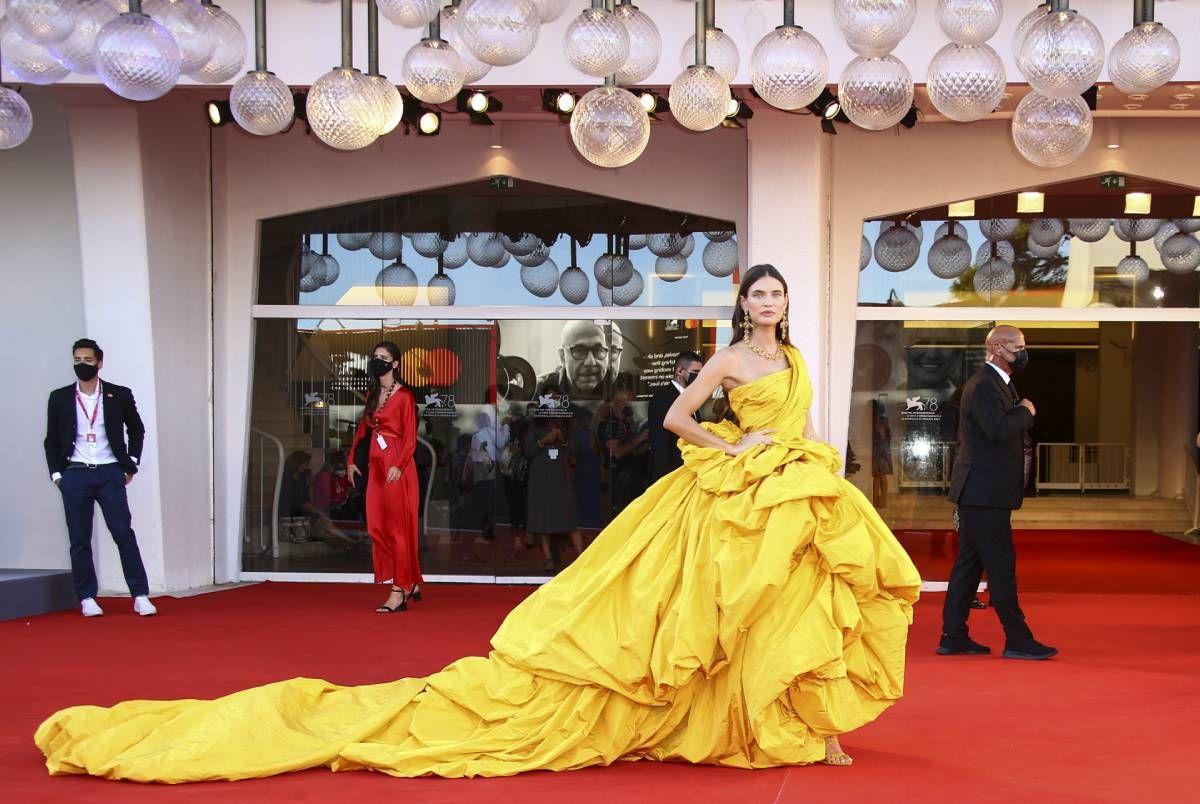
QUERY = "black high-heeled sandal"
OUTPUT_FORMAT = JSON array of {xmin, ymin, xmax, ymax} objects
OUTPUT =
[
  {"xmin": 409, "ymin": 584, "xmax": 422, "ymax": 602},
  {"xmin": 376, "ymin": 586, "xmax": 408, "ymax": 613}
]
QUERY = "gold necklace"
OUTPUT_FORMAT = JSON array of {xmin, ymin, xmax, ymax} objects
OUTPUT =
[{"xmin": 746, "ymin": 341, "xmax": 783, "ymax": 361}]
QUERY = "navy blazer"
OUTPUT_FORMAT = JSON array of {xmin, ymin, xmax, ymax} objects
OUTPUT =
[
  {"xmin": 947, "ymin": 364, "xmax": 1033, "ymax": 510},
  {"xmin": 44, "ymin": 381, "xmax": 145, "ymax": 476}
]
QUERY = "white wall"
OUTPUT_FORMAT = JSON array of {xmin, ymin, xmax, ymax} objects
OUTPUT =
[
  {"xmin": 0, "ymin": 88, "xmax": 84, "ymax": 570},
  {"xmin": 138, "ymin": 97, "xmax": 216, "ymax": 590}
]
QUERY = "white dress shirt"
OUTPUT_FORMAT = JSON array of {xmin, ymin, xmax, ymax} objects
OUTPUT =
[
  {"xmin": 51, "ymin": 382, "xmax": 137, "ymax": 483},
  {"xmin": 69, "ymin": 382, "xmax": 118, "ymax": 466},
  {"xmin": 986, "ymin": 360, "xmax": 1011, "ymax": 385}
]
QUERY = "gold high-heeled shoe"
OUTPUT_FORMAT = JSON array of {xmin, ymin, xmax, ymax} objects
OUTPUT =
[{"xmin": 823, "ymin": 736, "xmax": 854, "ymax": 766}]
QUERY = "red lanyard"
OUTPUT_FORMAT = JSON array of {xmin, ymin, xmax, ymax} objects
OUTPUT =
[{"xmin": 75, "ymin": 381, "xmax": 102, "ymax": 434}]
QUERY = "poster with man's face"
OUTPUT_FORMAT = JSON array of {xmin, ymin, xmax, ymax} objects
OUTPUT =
[{"xmin": 497, "ymin": 319, "xmax": 712, "ymax": 403}]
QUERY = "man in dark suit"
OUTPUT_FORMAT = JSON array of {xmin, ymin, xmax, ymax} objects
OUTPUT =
[
  {"xmin": 44, "ymin": 339, "xmax": 156, "ymax": 618},
  {"xmin": 647, "ymin": 351, "xmax": 703, "ymax": 481},
  {"xmin": 938, "ymin": 326, "xmax": 1055, "ymax": 660}
]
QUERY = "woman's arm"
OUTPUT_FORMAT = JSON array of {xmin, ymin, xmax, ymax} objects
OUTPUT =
[
  {"xmin": 663, "ymin": 349, "xmax": 772, "ymax": 456},
  {"xmin": 394, "ymin": 390, "xmax": 417, "ymax": 470}
]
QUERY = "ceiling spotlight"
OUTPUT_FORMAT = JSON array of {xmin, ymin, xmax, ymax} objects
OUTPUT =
[
  {"xmin": 726, "ymin": 97, "xmax": 741, "ymax": 118},
  {"xmin": 541, "ymin": 88, "xmax": 577, "ymax": 118},
  {"xmin": 1124, "ymin": 192, "xmax": 1152, "ymax": 214},
  {"xmin": 948, "ymin": 200, "xmax": 975, "ymax": 217},
  {"xmin": 639, "ymin": 91, "xmax": 655, "ymax": 114},
  {"xmin": 456, "ymin": 89, "xmax": 501, "ymax": 125},
  {"xmin": 1106, "ymin": 118, "xmax": 1121, "ymax": 149},
  {"xmin": 489, "ymin": 124, "xmax": 502, "ymax": 149},
  {"xmin": 1016, "ymin": 191, "xmax": 1044, "ymax": 214},
  {"xmin": 206, "ymin": 100, "xmax": 232, "ymax": 127},
  {"xmin": 468, "ymin": 90, "xmax": 490, "ymax": 113},
  {"xmin": 899, "ymin": 106, "xmax": 919, "ymax": 129},
  {"xmin": 1081, "ymin": 85, "xmax": 1099, "ymax": 111},
  {"xmin": 419, "ymin": 111, "xmax": 441, "ymax": 135}
]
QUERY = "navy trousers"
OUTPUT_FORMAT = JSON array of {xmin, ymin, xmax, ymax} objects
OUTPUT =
[{"xmin": 59, "ymin": 464, "xmax": 149, "ymax": 601}]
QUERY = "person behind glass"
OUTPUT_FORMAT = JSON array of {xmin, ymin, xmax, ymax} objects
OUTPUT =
[
  {"xmin": 497, "ymin": 404, "xmax": 530, "ymax": 561},
  {"xmin": 598, "ymin": 385, "xmax": 648, "ymax": 516},
  {"xmin": 524, "ymin": 383, "xmax": 582, "ymax": 572},
  {"xmin": 939, "ymin": 325, "xmax": 1056, "ymax": 660},
  {"xmin": 348, "ymin": 341, "xmax": 422, "ymax": 613},
  {"xmin": 283, "ymin": 450, "xmax": 356, "ymax": 551},
  {"xmin": 647, "ymin": 351, "xmax": 703, "ymax": 482},
  {"xmin": 44, "ymin": 339, "xmax": 155, "ymax": 617}
]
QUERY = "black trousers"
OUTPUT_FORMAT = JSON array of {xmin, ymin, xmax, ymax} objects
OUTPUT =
[
  {"xmin": 59, "ymin": 464, "xmax": 150, "ymax": 601},
  {"xmin": 942, "ymin": 504, "xmax": 1033, "ymax": 645}
]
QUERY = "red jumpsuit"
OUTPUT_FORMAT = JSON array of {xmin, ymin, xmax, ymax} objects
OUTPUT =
[{"xmin": 352, "ymin": 388, "xmax": 423, "ymax": 588}]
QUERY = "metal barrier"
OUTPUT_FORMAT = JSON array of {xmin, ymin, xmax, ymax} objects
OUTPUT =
[
  {"xmin": 1036, "ymin": 442, "xmax": 1129, "ymax": 493},
  {"xmin": 246, "ymin": 427, "xmax": 285, "ymax": 559}
]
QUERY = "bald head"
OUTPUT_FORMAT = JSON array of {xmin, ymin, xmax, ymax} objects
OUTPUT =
[
  {"xmin": 986, "ymin": 325, "xmax": 1026, "ymax": 369},
  {"xmin": 559, "ymin": 320, "xmax": 608, "ymax": 394}
]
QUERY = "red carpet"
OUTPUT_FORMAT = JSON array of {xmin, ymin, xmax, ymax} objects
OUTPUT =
[
  {"xmin": 897, "ymin": 529, "xmax": 1200, "ymax": 593},
  {"xmin": 4, "ymin": 579, "xmax": 1199, "ymax": 803}
]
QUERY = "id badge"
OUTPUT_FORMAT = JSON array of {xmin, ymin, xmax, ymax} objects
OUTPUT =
[
  {"xmin": 86, "ymin": 433, "xmax": 97, "ymax": 443},
  {"xmin": 548, "ymin": 448, "xmax": 559, "ymax": 460},
  {"xmin": 376, "ymin": 433, "xmax": 388, "ymax": 450}
]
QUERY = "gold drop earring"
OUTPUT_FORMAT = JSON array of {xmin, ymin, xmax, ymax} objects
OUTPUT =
[
  {"xmin": 781, "ymin": 309, "xmax": 789, "ymax": 341},
  {"xmin": 741, "ymin": 314, "xmax": 753, "ymax": 344}
]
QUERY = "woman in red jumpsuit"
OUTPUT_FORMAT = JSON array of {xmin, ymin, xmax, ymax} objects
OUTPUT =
[{"xmin": 348, "ymin": 341, "xmax": 423, "ymax": 613}]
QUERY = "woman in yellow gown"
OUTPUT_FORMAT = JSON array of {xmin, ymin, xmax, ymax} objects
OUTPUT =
[{"xmin": 35, "ymin": 264, "xmax": 921, "ymax": 782}]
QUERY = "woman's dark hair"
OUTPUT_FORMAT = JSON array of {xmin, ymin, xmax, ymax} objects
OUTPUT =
[
  {"xmin": 364, "ymin": 340, "xmax": 403, "ymax": 416},
  {"xmin": 728, "ymin": 263, "xmax": 792, "ymax": 347}
]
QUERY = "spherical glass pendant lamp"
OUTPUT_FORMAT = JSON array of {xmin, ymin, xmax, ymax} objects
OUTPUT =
[
  {"xmin": 750, "ymin": 17, "xmax": 828, "ymax": 111},
  {"xmin": 614, "ymin": 3, "xmax": 660, "ymax": 86},
  {"xmin": 926, "ymin": 42, "xmax": 1004, "ymax": 123},
  {"xmin": 460, "ymin": 0, "xmax": 539, "ymax": 68},
  {"xmin": 1017, "ymin": 7, "xmax": 1104, "ymax": 99},
  {"xmin": 839, "ymin": 54, "xmax": 913, "ymax": 131},
  {"xmin": 833, "ymin": 0, "xmax": 916, "ymax": 57},
  {"xmin": 7, "ymin": 0, "xmax": 77, "ymax": 45},
  {"xmin": 1011, "ymin": 91, "xmax": 1092, "ymax": 168},
  {"xmin": 570, "ymin": 83, "xmax": 651, "ymax": 168},
  {"xmin": 564, "ymin": 5, "xmax": 629, "ymax": 79},
  {"xmin": 93, "ymin": 8, "xmax": 182, "ymax": 100},
  {"xmin": 1108, "ymin": 18, "xmax": 1179, "ymax": 95},
  {"xmin": 49, "ymin": 0, "xmax": 119, "ymax": 74}
]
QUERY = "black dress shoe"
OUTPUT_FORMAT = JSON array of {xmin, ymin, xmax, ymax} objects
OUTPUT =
[
  {"xmin": 970, "ymin": 597, "xmax": 987, "ymax": 610},
  {"xmin": 936, "ymin": 636, "xmax": 992, "ymax": 655},
  {"xmin": 1002, "ymin": 640, "xmax": 1058, "ymax": 660}
]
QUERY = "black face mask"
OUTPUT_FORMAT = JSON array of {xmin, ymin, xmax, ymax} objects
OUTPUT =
[
  {"xmin": 684, "ymin": 370, "xmax": 700, "ymax": 387},
  {"xmin": 74, "ymin": 363, "xmax": 99, "ymax": 382},
  {"xmin": 1008, "ymin": 348, "xmax": 1029, "ymax": 371},
  {"xmin": 369, "ymin": 357, "xmax": 394, "ymax": 378}
]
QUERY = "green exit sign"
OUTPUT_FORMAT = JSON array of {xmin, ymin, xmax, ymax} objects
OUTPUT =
[
  {"xmin": 1100, "ymin": 174, "xmax": 1126, "ymax": 189},
  {"xmin": 489, "ymin": 175, "xmax": 515, "ymax": 190}
]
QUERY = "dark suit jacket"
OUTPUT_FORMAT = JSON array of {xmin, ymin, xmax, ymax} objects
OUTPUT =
[
  {"xmin": 947, "ymin": 364, "xmax": 1033, "ymax": 509},
  {"xmin": 44, "ymin": 381, "xmax": 145, "ymax": 476},
  {"xmin": 648, "ymin": 384, "xmax": 683, "ymax": 481}
]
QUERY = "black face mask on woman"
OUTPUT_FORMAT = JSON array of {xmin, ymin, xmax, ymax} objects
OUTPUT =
[
  {"xmin": 74, "ymin": 363, "xmax": 99, "ymax": 382},
  {"xmin": 368, "ymin": 357, "xmax": 394, "ymax": 378}
]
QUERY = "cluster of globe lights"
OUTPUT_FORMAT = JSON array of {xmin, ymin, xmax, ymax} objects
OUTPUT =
[
  {"xmin": 862, "ymin": 216, "xmax": 1200, "ymax": 295},
  {"xmin": 319, "ymin": 228, "xmax": 737, "ymax": 305},
  {"xmin": 0, "ymin": 0, "xmax": 1188, "ymax": 171}
]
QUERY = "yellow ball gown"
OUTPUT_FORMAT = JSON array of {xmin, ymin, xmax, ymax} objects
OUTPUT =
[{"xmin": 35, "ymin": 346, "xmax": 921, "ymax": 782}]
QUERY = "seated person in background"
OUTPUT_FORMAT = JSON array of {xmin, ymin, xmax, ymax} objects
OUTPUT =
[
  {"xmin": 281, "ymin": 450, "xmax": 358, "ymax": 550},
  {"xmin": 312, "ymin": 451, "xmax": 355, "ymax": 521}
]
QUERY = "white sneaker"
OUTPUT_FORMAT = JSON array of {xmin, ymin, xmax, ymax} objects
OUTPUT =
[
  {"xmin": 133, "ymin": 596, "xmax": 158, "ymax": 617},
  {"xmin": 80, "ymin": 598, "xmax": 104, "ymax": 617}
]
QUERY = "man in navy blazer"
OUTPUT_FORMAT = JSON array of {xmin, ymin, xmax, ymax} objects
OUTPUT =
[
  {"xmin": 44, "ymin": 339, "xmax": 156, "ymax": 617},
  {"xmin": 938, "ymin": 325, "xmax": 1054, "ymax": 660}
]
